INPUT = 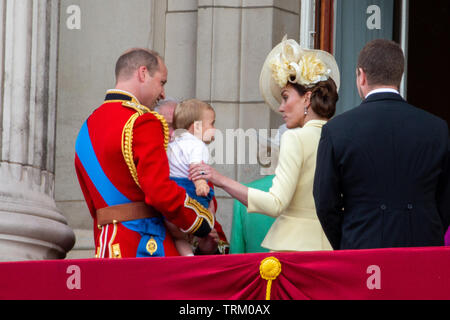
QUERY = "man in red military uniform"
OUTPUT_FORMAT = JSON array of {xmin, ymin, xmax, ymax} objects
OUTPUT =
[{"xmin": 75, "ymin": 48, "xmax": 214, "ymax": 258}]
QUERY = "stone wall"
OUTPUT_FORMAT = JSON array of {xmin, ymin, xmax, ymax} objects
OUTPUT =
[{"xmin": 55, "ymin": 0, "xmax": 303, "ymax": 259}]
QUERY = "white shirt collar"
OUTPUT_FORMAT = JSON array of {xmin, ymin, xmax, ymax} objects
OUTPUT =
[{"xmin": 365, "ymin": 88, "xmax": 400, "ymax": 99}]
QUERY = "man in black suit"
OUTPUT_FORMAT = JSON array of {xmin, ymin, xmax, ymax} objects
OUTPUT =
[{"xmin": 313, "ymin": 39, "xmax": 450, "ymax": 250}]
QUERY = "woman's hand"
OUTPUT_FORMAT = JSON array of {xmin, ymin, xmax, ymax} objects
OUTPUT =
[
  {"xmin": 190, "ymin": 162, "xmax": 249, "ymax": 207},
  {"xmin": 189, "ymin": 162, "xmax": 224, "ymax": 188}
]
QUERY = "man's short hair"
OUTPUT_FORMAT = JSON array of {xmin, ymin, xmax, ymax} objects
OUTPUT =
[
  {"xmin": 115, "ymin": 48, "xmax": 162, "ymax": 81},
  {"xmin": 357, "ymin": 39, "xmax": 404, "ymax": 87},
  {"xmin": 173, "ymin": 99, "xmax": 215, "ymax": 130}
]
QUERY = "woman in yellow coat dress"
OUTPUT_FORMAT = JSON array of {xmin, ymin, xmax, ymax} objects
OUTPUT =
[{"xmin": 190, "ymin": 37, "xmax": 340, "ymax": 252}]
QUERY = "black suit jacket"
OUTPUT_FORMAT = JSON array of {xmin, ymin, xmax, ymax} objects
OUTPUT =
[{"xmin": 313, "ymin": 92, "xmax": 450, "ymax": 250}]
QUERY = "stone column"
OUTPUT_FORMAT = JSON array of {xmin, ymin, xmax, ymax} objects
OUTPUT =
[{"xmin": 0, "ymin": 0, "xmax": 75, "ymax": 261}]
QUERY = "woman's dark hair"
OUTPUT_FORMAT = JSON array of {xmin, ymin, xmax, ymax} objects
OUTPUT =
[{"xmin": 290, "ymin": 78, "xmax": 339, "ymax": 119}]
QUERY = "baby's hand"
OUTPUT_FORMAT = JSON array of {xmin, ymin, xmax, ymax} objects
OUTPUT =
[
  {"xmin": 193, "ymin": 176, "xmax": 210, "ymax": 197},
  {"xmin": 196, "ymin": 183, "xmax": 210, "ymax": 197}
]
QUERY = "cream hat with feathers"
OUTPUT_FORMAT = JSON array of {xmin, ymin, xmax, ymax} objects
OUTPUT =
[{"xmin": 259, "ymin": 36, "xmax": 340, "ymax": 113}]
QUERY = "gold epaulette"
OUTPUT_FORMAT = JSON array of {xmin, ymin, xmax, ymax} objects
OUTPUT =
[{"xmin": 121, "ymin": 101, "xmax": 170, "ymax": 187}]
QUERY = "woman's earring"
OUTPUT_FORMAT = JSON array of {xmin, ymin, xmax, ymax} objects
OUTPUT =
[{"xmin": 304, "ymin": 107, "xmax": 308, "ymax": 115}]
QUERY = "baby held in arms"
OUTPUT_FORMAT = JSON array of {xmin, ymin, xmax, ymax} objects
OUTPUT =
[{"xmin": 166, "ymin": 99, "xmax": 217, "ymax": 256}]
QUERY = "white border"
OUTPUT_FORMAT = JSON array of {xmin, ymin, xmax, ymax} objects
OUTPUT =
[
  {"xmin": 399, "ymin": 0, "xmax": 409, "ymax": 98},
  {"xmin": 300, "ymin": 0, "xmax": 316, "ymax": 48}
]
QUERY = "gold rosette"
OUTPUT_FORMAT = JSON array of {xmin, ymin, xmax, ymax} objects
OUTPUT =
[{"xmin": 259, "ymin": 256, "xmax": 282, "ymax": 300}]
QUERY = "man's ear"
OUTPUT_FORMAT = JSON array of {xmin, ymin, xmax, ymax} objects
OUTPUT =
[
  {"xmin": 137, "ymin": 66, "xmax": 148, "ymax": 83},
  {"xmin": 357, "ymin": 68, "xmax": 367, "ymax": 87}
]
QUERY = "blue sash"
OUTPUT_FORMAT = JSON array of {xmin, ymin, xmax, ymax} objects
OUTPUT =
[{"xmin": 75, "ymin": 121, "xmax": 131, "ymax": 206}]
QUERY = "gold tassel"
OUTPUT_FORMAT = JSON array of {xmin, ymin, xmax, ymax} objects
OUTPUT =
[{"xmin": 259, "ymin": 257, "xmax": 282, "ymax": 300}]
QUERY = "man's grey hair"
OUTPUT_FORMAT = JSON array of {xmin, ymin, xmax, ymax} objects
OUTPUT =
[{"xmin": 155, "ymin": 97, "xmax": 179, "ymax": 112}]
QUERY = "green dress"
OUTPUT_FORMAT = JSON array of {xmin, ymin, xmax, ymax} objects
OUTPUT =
[{"xmin": 230, "ymin": 175, "xmax": 276, "ymax": 254}]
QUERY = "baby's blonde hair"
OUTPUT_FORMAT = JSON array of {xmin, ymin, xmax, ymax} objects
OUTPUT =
[{"xmin": 173, "ymin": 99, "xmax": 215, "ymax": 130}]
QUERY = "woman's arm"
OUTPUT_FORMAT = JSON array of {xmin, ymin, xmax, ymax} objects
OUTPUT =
[
  {"xmin": 247, "ymin": 130, "xmax": 303, "ymax": 217},
  {"xmin": 189, "ymin": 130, "xmax": 302, "ymax": 213},
  {"xmin": 189, "ymin": 163, "xmax": 249, "ymax": 207},
  {"xmin": 218, "ymin": 175, "xmax": 249, "ymax": 207}
]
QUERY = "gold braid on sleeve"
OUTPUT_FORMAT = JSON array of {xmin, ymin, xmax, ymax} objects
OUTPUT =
[
  {"xmin": 121, "ymin": 101, "xmax": 170, "ymax": 188},
  {"xmin": 182, "ymin": 195, "xmax": 215, "ymax": 234}
]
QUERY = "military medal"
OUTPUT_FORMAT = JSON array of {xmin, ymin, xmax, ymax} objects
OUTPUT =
[{"xmin": 146, "ymin": 237, "xmax": 158, "ymax": 255}]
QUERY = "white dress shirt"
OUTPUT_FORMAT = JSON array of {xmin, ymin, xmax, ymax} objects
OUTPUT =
[{"xmin": 167, "ymin": 132, "xmax": 210, "ymax": 178}]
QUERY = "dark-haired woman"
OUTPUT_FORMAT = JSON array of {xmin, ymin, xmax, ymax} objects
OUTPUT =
[{"xmin": 190, "ymin": 37, "xmax": 340, "ymax": 252}]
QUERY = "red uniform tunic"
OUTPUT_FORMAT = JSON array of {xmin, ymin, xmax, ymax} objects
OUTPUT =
[{"xmin": 75, "ymin": 90, "xmax": 214, "ymax": 258}]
